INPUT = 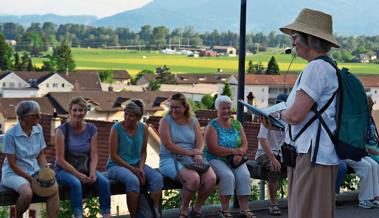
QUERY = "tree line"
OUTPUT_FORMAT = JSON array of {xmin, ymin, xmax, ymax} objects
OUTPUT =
[{"xmin": 1, "ymin": 22, "xmax": 378, "ymax": 59}]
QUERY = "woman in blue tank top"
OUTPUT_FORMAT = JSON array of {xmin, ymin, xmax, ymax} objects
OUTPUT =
[
  {"xmin": 159, "ymin": 93, "xmax": 216, "ymax": 218},
  {"xmin": 55, "ymin": 97, "xmax": 111, "ymax": 218},
  {"xmin": 107, "ymin": 99, "xmax": 163, "ymax": 218}
]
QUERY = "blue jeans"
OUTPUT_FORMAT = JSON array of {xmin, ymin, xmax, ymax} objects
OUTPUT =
[
  {"xmin": 56, "ymin": 169, "xmax": 111, "ymax": 216},
  {"xmin": 107, "ymin": 165, "xmax": 163, "ymax": 193},
  {"xmin": 335, "ymin": 161, "xmax": 347, "ymax": 193}
]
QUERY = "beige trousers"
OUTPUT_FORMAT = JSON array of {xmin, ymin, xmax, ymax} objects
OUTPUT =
[{"xmin": 288, "ymin": 152, "xmax": 338, "ymax": 218}]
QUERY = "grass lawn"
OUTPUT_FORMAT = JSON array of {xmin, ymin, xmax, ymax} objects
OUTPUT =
[{"xmin": 32, "ymin": 48, "xmax": 379, "ymax": 76}]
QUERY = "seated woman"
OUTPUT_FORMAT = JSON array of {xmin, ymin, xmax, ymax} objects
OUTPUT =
[
  {"xmin": 205, "ymin": 95, "xmax": 255, "ymax": 218},
  {"xmin": 107, "ymin": 99, "xmax": 163, "ymax": 218},
  {"xmin": 55, "ymin": 97, "xmax": 111, "ymax": 218},
  {"xmin": 1, "ymin": 100, "xmax": 59, "ymax": 218},
  {"xmin": 159, "ymin": 93, "xmax": 217, "ymax": 218}
]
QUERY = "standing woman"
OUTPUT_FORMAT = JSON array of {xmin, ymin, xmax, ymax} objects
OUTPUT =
[
  {"xmin": 107, "ymin": 99, "xmax": 163, "ymax": 218},
  {"xmin": 205, "ymin": 96, "xmax": 255, "ymax": 218},
  {"xmin": 1, "ymin": 100, "xmax": 59, "ymax": 218},
  {"xmin": 267, "ymin": 8, "xmax": 340, "ymax": 218},
  {"xmin": 55, "ymin": 97, "xmax": 111, "ymax": 218},
  {"xmin": 159, "ymin": 93, "xmax": 217, "ymax": 218}
]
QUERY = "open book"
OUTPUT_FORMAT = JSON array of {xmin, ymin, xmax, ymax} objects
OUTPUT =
[{"xmin": 238, "ymin": 100, "xmax": 286, "ymax": 131}]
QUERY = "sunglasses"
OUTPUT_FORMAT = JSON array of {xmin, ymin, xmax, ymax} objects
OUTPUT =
[{"xmin": 27, "ymin": 113, "xmax": 41, "ymax": 119}]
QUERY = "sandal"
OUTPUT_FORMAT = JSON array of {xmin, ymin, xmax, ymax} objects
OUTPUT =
[
  {"xmin": 190, "ymin": 206, "xmax": 202, "ymax": 218},
  {"xmin": 219, "ymin": 209, "xmax": 233, "ymax": 218},
  {"xmin": 179, "ymin": 208, "xmax": 189, "ymax": 218},
  {"xmin": 240, "ymin": 209, "xmax": 256, "ymax": 218},
  {"xmin": 268, "ymin": 204, "xmax": 281, "ymax": 216},
  {"xmin": 179, "ymin": 211, "xmax": 189, "ymax": 218}
]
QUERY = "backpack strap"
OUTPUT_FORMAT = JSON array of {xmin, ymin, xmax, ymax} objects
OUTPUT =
[{"xmin": 64, "ymin": 123, "xmax": 69, "ymax": 159}]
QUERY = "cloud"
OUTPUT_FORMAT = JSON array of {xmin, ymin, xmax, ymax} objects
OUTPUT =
[{"xmin": 0, "ymin": 0, "xmax": 152, "ymax": 18}]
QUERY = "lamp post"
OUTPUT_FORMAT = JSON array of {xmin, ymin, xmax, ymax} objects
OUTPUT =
[{"xmin": 237, "ymin": 0, "xmax": 247, "ymax": 123}]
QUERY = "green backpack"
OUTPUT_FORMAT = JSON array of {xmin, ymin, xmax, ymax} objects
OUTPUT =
[
  {"xmin": 290, "ymin": 56, "xmax": 368, "ymax": 163},
  {"xmin": 313, "ymin": 56, "xmax": 368, "ymax": 161}
]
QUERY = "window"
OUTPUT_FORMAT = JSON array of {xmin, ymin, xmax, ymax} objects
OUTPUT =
[
  {"xmin": 18, "ymin": 83, "xmax": 22, "ymax": 87},
  {"xmin": 53, "ymin": 83, "xmax": 58, "ymax": 88},
  {"xmin": 46, "ymin": 83, "xmax": 49, "ymax": 88},
  {"xmin": 9, "ymin": 82, "xmax": 15, "ymax": 88},
  {"xmin": 62, "ymin": 83, "xmax": 65, "ymax": 88},
  {"xmin": 2, "ymin": 82, "xmax": 5, "ymax": 87},
  {"xmin": 86, "ymin": 105, "xmax": 91, "ymax": 111}
]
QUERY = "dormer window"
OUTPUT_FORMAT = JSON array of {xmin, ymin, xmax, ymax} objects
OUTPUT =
[{"xmin": 87, "ymin": 104, "xmax": 91, "ymax": 111}]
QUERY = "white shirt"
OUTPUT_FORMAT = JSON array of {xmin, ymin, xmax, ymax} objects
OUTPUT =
[
  {"xmin": 256, "ymin": 124, "xmax": 285, "ymax": 159},
  {"xmin": 285, "ymin": 59, "xmax": 339, "ymax": 165}
]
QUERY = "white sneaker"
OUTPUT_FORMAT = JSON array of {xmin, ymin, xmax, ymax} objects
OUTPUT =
[
  {"xmin": 359, "ymin": 200, "xmax": 374, "ymax": 209},
  {"xmin": 371, "ymin": 199, "xmax": 379, "ymax": 208}
]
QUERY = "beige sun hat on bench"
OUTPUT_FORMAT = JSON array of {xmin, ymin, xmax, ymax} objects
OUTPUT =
[
  {"xmin": 31, "ymin": 167, "xmax": 58, "ymax": 197},
  {"xmin": 279, "ymin": 8, "xmax": 340, "ymax": 48}
]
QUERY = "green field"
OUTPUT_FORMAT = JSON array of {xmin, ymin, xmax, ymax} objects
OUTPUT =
[{"xmin": 32, "ymin": 48, "xmax": 379, "ymax": 76}]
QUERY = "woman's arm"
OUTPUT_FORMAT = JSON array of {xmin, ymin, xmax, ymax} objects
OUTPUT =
[
  {"xmin": 238, "ymin": 123, "xmax": 248, "ymax": 154},
  {"xmin": 159, "ymin": 118, "xmax": 200, "ymax": 156},
  {"xmin": 6, "ymin": 154, "xmax": 33, "ymax": 183},
  {"xmin": 205, "ymin": 125, "xmax": 238, "ymax": 157},
  {"xmin": 367, "ymin": 147, "xmax": 379, "ymax": 156},
  {"xmin": 138, "ymin": 124, "xmax": 148, "ymax": 169},
  {"xmin": 281, "ymin": 90, "xmax": 315, "ymax": 125},
  {"xmin": 89, "ymin": 132, "xmax": 99, "ymax": 177},
  {"xmin": 37, "ymin": 151, "xmax": 48, "ymax": 169}
]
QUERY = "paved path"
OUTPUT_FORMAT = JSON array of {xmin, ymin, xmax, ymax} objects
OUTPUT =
[{"xmin": 116, "ymin": 191, "xmax": 379, "ymax": 218}]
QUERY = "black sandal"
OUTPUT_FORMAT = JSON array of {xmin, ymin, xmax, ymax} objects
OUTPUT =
[
  {"xmin": 190, "ymin": 206, "xmax": 202, "ymax": 218},
  {"xmin": 219, "ymin": 209, "xmax": 233, "ymax": 218},
  {"xmin": 240, "ymin": 209, "xmax": 256, "ymax": 218}
]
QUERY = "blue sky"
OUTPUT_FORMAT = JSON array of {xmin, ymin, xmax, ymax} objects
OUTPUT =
[{"xmin": 0, "ymin": 0, "xmax": 152, "ymax": 18}]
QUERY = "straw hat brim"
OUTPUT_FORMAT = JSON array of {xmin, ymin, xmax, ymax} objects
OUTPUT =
[
  {"xmin": 280, "ymin": 23, "xmax": 340, "ymax": 48},
  {"xmin": 31, "ymin": 178, "xmax": 58, "ymax": 197}
]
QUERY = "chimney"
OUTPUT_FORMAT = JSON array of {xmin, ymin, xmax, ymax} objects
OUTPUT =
[{"xmin": 49, "ymin": 114, "xmax": 62, "ymax": 145}]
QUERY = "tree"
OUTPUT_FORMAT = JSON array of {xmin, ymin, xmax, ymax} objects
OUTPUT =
[
  {"xmin": 156, "ymin": 65, "xmax": 175, "ymax": 84},
  {"xmin": 201, "ymin": 94, "xmax": 215, "ymax": 109},
  {"xmin": 47, "ymin": 44, "xmax": 76, "ymax": 73},
  {"xmin": 14, "ymin": 52, "xmax": 20, "ymax": 70},
  {"xmin": 266, "ymin": 56, "xmax": 280, "ymax": 74},
  {"xmin": 247, "ymin": 60, "xmax": 254, "ymax": 74},
  {"xmin": 99, "ymin": 70, "xmax": 114, "ymax": 83},
  {"xmin": 19, "ymin": 52, "xmax": 33, "ymax": 71},
  {"xmin": 147, "ymin": 80, "xmax": 161, "ymax": 91},
  {"xmin": 221, "ymin": 82, "xmax": 232, "ymax": 98},
  {"xmin": 132, "ymin": 69, "xmax": 154, "ymax": 85},
  {"xmin": 0, "ymin": 34, "xmax": 13, "ymax": 70}
]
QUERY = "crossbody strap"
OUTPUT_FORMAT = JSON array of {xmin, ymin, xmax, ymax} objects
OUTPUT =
[{"xmin": 289, "ymin": 92, "xmax": 336, "ymax": 142}]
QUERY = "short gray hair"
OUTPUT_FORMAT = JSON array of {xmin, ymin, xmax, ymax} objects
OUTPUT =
[
  {"xmin": 297, "ymin": 32, "xmax": 332, "ymax": 53},
  {"xmin": 215, "ymin": 95, "xmax": 232, "ymax": 110},
  {"xmin": 16, "ymin": 100, "xmax": 40, "ymax": 121},
  {"xmin": 124, "ymin": 99, "xmax": 144, "ymax": 120}
]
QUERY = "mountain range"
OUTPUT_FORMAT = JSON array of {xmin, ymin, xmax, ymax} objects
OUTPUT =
[{"xmin": 1, "ymin": 0, "xmax": 378, "ymax": 36}]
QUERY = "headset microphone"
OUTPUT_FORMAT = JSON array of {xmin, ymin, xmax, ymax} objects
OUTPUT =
[
  {"xmin": 285, "ymin": 47, "xmax": 294, "ymax": 54},
  {"xmin": 283, "ymin": 47, "xmax": 296, "ymax": 90}
]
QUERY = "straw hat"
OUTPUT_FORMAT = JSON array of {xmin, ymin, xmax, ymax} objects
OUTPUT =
[
  {"xmin": 31, "ymin": 168, "xmax": 58, "ymax": 197},
  {"xmin": 280, "ymin": 8, "xmax": 339, "ymax": 48}
]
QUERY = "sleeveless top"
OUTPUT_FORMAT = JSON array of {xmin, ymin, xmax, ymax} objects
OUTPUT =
[
  {"xmin": 205, "ymin": 118, "xmax": 241, "ymax": 161},
  {"xmin": 55, "ymin": 122, "xmax": 96, "ymax": 170},
  {"xmin": 107, "ymin": 122, "xmax": 145, "ymax": 167},
  {"xmin": 159, "ymin": 115, "xmax": 198, "ymax": 159}
]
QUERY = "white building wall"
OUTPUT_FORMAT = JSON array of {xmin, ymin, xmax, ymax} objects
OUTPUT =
[
  {"xmin": 0, "ymin": 73, "xmax": 29, "ymax": 89},
  {"xmin": 38, "ymin": 74, "xmax": 73, "ymax": 96},
  {"xmin": 2, "ymin": 89, "xmax": 39, "ymax": 98}
]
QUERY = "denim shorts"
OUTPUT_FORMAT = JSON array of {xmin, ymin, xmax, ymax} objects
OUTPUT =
[
  {"xmin": 159, "ymin": 157, "xmax": 184, "ymax": 180},
  {"xmin": 2, "ymin": 174, "xmax": 30, "ymax": 192}
]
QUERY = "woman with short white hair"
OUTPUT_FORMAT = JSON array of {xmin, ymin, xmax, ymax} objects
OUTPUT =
[
  {"xmin": 205, "ymin": 95, "xmax": 255, "ymax": 218},
  {"xmin": 1, "ymin": 101, "xmax": 59, "ymax": 218}
]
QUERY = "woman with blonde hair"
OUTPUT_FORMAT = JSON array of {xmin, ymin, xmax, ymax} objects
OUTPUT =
[{"xmin": 159, "ymin": 93, "xmax": 216, "ymax": 218}]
